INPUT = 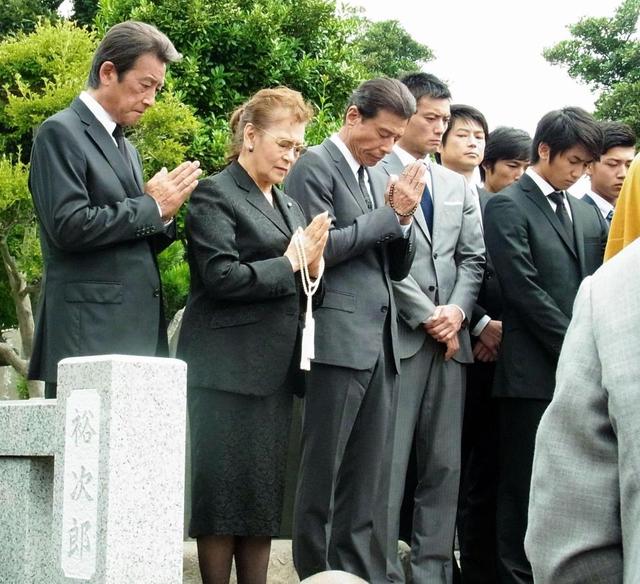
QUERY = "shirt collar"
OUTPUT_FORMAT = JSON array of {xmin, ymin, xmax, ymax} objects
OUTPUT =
[
  {"xmin": 586, "ymin": 189, "xmax": 614, "ymax": 217},
  {"xmin": 526, "ymin": 167, "xmax": 559, "ymax": 197},
  {"xmin": 79, "ymin": 91, "xmax": 117, "ymax": 138},
  {"xmin": 393, "ymin": 144, "xmax": 430, "ymax": 168}
]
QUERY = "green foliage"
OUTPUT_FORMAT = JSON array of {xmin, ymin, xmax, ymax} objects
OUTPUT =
[
  {"xmin": 0, "ymin": 20, "xmax": 96, "ymax": 157},
  {"xmin": 95, "ymin": 0, "xmax": 431, "ymax": 170},
  {"xmin": 96, "ymin": 0, "xmax": 368, "ymax": 123},
  {"xmin": 16, "ymin": 375, "xmax": 29, "ymax": 399},
  {"xmin": 128, "ymin": 89, "xmax": 203, "ymax": 178},
  {"xmin": 72, "ymin": 0, "xmax": 100, "ymax": 28},
  {"xmin": 157, "ymin": 239, "xmax": 190, "ymax": 321},
  {"xmin": 544, "ymin": 0, "xmax": 640, "ymax": 135},
  {"xmin": 0, "ymin": 273, "xmax": 14, "ymax": 327},
  {"xmin": 0, "ymin": 0, "xmax": 61, "ymax": 38},
  {"xmin": 0, "ymin": 155, "xmax": 41, "ymax": 278},
  {"xmin": 355, "ymin": 20, "xmax": 433, "ymax": 78}
]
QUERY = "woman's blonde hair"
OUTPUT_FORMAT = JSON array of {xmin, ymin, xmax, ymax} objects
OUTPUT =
[{"xmin": 227, "ymin": 87, "xmax": 314, "ymax": 161}]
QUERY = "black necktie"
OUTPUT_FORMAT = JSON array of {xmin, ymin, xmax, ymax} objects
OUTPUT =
[
  {"xmin": 112, "ymin": 124, "xmax": 130, "ymax": 165},
  {"xmin": 606, "ymin": 209, "xmax": 614, "ymax": 225},
  {"xmin": 420, "ymin": 181, "xmax": 434, "ymax": 234},
  {"xmin": 357, "ymin": 166, "xmax": 373, "ymax": 211},
  {"xmin": 549, "ymin": 191, "xmax": 574, "ymax": 243}
]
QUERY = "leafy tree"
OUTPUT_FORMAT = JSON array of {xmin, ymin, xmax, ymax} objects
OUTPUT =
[
  {"xmin": 0, "ymin": 0, "xmax": 62, "ymax": 37},
  {"xmin": 355, "ymin": 19, "xmax": 433, "ymax": 78},
  {"xmin": 544, "ymin": 0, "xmax": 640, "ymax": 135},
  {"xmin": 72, "ymin": 0, "xmax": 100, "ymax": 27}
]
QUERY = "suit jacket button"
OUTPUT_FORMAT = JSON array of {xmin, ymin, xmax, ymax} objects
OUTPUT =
[
  {"xmin": 152, "ymin": 288, "xmax": 160, "ymax": 298},
  {"xmin": 380, "ymin": 306, "xmax": 388, "ymax": 313},
  {"xmin": 428, "ymin": 286, "xmax": 435, "ymax": 292},
  {"xmin": 433, "ymin": 253, "xmax": 438, "ymax": 259}
]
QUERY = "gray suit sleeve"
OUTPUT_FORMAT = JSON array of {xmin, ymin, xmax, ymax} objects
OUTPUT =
[
  {"xmin": 29, "ymin": 119, "xmax": 164, "ymax": 252},
  {"xmin": 284, "ymin": 152, "xmax": 406, "ymax": 268},
  {"xmin": 448, "ymin": 182, "xmax": 485, "ymax": 318},
  {"xmin": 526, "ymin": 277, "xmax": 623, "ymax": 582}
]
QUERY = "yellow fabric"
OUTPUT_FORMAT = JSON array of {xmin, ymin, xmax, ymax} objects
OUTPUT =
[{"xmin": 604, "ymin": 153, "xmax": 640, "ymax": 261}]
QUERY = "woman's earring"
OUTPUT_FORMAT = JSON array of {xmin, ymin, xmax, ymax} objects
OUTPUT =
[{"xmin": 248, "ymin": 145, "xmax": 254, "ymax": 152}]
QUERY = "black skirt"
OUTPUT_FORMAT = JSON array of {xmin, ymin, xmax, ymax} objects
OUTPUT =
[{"xmin": 188, "ymin": 385, "xmax": 293, "ymax": 537}]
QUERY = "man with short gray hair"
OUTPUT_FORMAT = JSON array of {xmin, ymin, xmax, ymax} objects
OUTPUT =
[
  {"xmin": 285, "ymin": 77, "xmax": 423, "ymax": 582},
  {"xmin": 28, "ymin": 21, "xmax": 202, "ymax": 397}
]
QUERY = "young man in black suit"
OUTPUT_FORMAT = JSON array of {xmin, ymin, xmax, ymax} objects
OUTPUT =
[
  {"xmin": 457, "ymin": 127, "xmax": 531, "ymax": 584},
  {"xmin": 28, "ymin": 21, "xmax": 201, "ymax": 397},
  {"xmin": 483, "ymin": 107, "xmax": 608, "ymax": 584},
  {"xmin": 583, "ymin": 120, "xmax": 636, "ymax": 225}
]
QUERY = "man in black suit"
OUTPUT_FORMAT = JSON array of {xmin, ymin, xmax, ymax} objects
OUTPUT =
[
  {"xmin": 458, "ymin": 127, "xmax": 531, "ymax": 584},
  {"xmin": 583, "ymin": 121, "xmax": 636, "ymax": 226},
  {"xmin": 284, "ymin": 78, "xmax": 424, "ymax": 582},
  {"xmin": 28, "ymin": 21, "xmax": 201, "ymax": 397},
  {"xmin": 484, "ymin": 107, "xmax": 608, "ymax": 584}
]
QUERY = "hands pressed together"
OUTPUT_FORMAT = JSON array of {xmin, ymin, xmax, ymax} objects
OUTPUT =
[
  {"xmin": 145, "ymin": 161, "xmax": 202, "ymax": 221},
  {"xmin": 284, "ymin": 211, "xmax": 331, "ymax": 278},
  {"xmin": 384, "ymin": 160, "xmax": 427, "ymax": 224},
  {"xmin": 424, "ymin": 304, "xmax": 465, "ymax": 361}
]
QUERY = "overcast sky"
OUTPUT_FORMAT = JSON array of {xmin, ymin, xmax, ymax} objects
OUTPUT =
[{"xmin": 351, "ymin": 0, "xmax": 623, "ymax": 135}]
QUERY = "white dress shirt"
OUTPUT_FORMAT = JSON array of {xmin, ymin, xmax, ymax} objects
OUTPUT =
[
  {"xmin": 585, "ymin": 189, "xmax": 614, "ymax": 219},
  {"xmin": 526, "ymin": 167, "xmax": 573, "ymax": 221}
]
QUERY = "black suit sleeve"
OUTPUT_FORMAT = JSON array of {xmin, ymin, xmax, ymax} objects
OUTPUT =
[
  {"xmin": 284, "ymin": 151, "xmax": 411, "ymax": 271},
  {"xmin": 470, "ymin": 303, "xmax": 489, "ymax": 332},
  {"xmin": 29, "ymin": 118, "xmax": 165, "ymax": 252},
  {"xmin": 186, "ymin": 178, "xmax": 297, "ymax": 301},
  {"xmin": 387, "ymin": 226, "xmax": 415, "ymax": 281},
  {"xmin": 484, "ymin": 195, "xmax": 571, "ymax": 356}
]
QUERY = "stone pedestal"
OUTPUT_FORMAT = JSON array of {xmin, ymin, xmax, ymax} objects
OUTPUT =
[
  {"xmin": 51, "ymin": 355, "xmax": 187, "ymax": 583},
  {"xmin": 0, "ymin": 400, "xmax": 57, "ymax": 583}
]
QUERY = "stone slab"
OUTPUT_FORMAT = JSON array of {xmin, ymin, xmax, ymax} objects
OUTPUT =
[
  {"xmin": 0, "ymin": 399, "xmax": 58, "ymax": 456},
  {"xmin": 52, "ymin": 355, "xmax": 187, "ymax": 583}
]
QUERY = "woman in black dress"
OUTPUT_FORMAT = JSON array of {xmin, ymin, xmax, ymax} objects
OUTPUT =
[{"xmin": 178, "ymin": 87, "xmax": 330, "ymax": 584}]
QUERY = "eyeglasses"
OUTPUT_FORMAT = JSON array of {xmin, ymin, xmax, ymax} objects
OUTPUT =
[{"xmin": 255, "ymin": 126, "xmax": 308, "ymax": 157}]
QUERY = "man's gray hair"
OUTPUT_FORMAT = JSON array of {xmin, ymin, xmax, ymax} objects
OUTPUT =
[
  {"xmin": 346, "ymin": 77, "xmax": 416, "ymax": 121},
  {"xmin": 88, "ymin": 21, "xmax": 180, "ymax": 88}
]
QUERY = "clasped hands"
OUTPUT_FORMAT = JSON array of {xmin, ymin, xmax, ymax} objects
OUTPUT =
[
  {"xmin": 284, "ymin": 211, "xmax": 331, "ymax": 278},
  {"xmin": 424, "ymin": 305, "xmax": 464, "ymax": 361},
  {"xmin": 473, "ymin": 319, "xmax": 502, "ymax": 363},
  {"xmin": 384, "ymin": 160, "xmax": 427, "ymax": 224},
  {"xmin": 145, "ymin": 161, "xmax": 202, "ymax": 221}
]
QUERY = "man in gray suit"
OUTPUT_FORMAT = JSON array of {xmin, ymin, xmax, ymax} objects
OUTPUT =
[
  {"xmin": 28, "ymin": 21, "xmax": 201, "ymax": 397},
  {"xmin": 379, "ymin": 73, "xmax": 485, "ymax": 583},
  {"xmin": 526, "ymin": 238, "xmax": 640, "ymax": 583},
  {"xmin": 284, "ymin": 78, "xmax": 424, "ymax": 582}
]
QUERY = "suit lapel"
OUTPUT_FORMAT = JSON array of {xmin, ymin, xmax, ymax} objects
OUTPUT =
[
  {"xmin": 71, "ymin": 99, "xmax": 143, "ymax": 197},
  {"xmin": 567, "ymin": 195, "xmax": 588, "ymax": 274},
  {"xmin": 368, "ymin": 167, "xmax": 386, "ymax": 209},
  {"xmin": 228, "ymin": 161, "xmax": 292, "ymax": 237},
  {"xmin": 129, "ymin": 145, "xmax": 144, "ymax": 191},
  {"xmin": 273, "ymin": 187, "xmax": 299, "ymax": 235},
  {"xmin": 521, "ymin": 175, "xmax": 577, "ymax": 259},
  {"xmin": 322, "ymin": 139, "xmax": 370, "ymax": 214}
]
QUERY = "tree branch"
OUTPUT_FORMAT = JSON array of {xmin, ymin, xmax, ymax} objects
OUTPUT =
[{"xmin": 0, "ymin": 342, "xmax": 27, "ymax": 378}]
